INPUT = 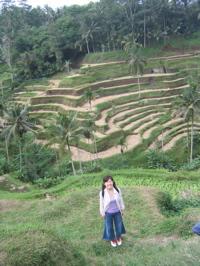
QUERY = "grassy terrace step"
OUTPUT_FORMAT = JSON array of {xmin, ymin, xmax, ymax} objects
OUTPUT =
[
  {"xmin": 59, "ymin": 58, "xmax": 182, "ymax": 88},
  {"xmin": 28, "ymin": 104, "xmax": 89, "ymax": 118},
  {"xmin": 12, "ymin": 97, "xmax": 29, "ymax": 103},
  {"xmin": 37, "ymin": 129, "xmax": 124, "ymax": 153},
  {"xmin": 139, "ymin": 118, "xmax": 163, "ymax": 137},
  {"xmin": 157, "ymin": 123, "xmax": 200, "ymax": 142},
  {"xmin": 30, "ymin": 95, "xmax": 84, "ymax": 107},
  {"xmin": 29, "ymin": 111, "xmax": 58, "ymax": 120},
  {"xmin": 103, "ymin": 95, "xmax": 177, "ymax": 120},
  {"xmin": 123, "ymin": 112, "xmax": 166, "ymax": 131},
  {"xmin": 112, "ymin": 103, "xmax": 171, "ymax": 124},
  {"xmin": 167, "ymin": 125, "xmax": 200, "ymax": 141},
  {"xmin": 96, "ymin": 96, "xmax": 177, "ymax": 130},
  {"xmin": 61, "ymin": 52, "xmax": 198, "ymax": 88},
  {"xmin": 25, "ymin": 85, "xmax": 50, "ymax": 91},
  {"xmin": 131, "ymin": 118, "xmax": 184, "ymax": 151},
  {"xmin": 96, "ymin": 85, "xmax": 188, "ymax": 113},
  {"xmin": 61, "ymin": 74, "xmax": 186, "ymax": 98},
  {"xmin": 162, "ymin": 127, "xmax": 200, "ymax": 151},
  {"xmin": 14, "ymin": 92, "xmax": 38, "ymax": 97},
  {"xmin": 46, "ymin": 88, "xmax": 76, "ymax": 96},
  {"xmin": 56, "ymin": 72, "xmax": 184, "ymax": 98},
  {"xmin": 83, "ymin": 72, "xmax": 182, "ymax": 91},
  {"xmin": 141, "ymin": 115, "xmax": 178, "ymax": 139},
  {"xmin": 151, "ymin": 124, "xmax": 200, "ymax": 150},
  {"xmin": 148, "ymin": 119, "xmax": 185, "ymax": 146},
  {"xmin": 167, "ymin": 56, "xmax": 200, "ymax": 71},
  {"xmin": 117, "ymin": 107, "xmax": 170, "ymax": 128},
  {"xmin": 94, "ymin": 79, "xmax": 187, "ymax": 98}
]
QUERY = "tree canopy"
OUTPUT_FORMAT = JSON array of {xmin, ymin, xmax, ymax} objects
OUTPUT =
[{"xmin": 1, "ymin": 0, "xmax": 200, "ymax": 81}]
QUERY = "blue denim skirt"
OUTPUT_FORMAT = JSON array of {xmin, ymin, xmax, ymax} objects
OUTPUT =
[{"xmin": 103, "ymin": 211, "xmax": 126, "ymax": 241}]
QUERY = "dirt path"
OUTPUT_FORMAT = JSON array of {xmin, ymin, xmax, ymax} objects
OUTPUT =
[
  {"xmin": 143, "ymin": 123, "xmax": 160, "ymax": 139},
  {"xmin": 135, "ymin": 117, "xmax": 160, "ymax": 135},
  {"xmin": 121, "ymin": 112, "xmax": 165, "ymax": 131}
]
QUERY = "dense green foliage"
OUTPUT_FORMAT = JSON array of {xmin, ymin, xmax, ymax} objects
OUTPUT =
[{"xmin": 1, "ymin": 0, "xmax": 200, "ymax": 81}]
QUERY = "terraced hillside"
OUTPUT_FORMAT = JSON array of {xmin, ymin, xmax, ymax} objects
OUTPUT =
[{"xmin": 13, "ymin": 51, "xmax": 200, "ymax": 161}]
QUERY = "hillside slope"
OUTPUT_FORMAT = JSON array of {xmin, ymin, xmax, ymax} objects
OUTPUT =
[
  {"xmin": 11, "ymin": 49, "xmax": 200, "ymax": 162},
  {"xmin": 1, "ymin": 168, "xmax": 200, "ymax": 265}
]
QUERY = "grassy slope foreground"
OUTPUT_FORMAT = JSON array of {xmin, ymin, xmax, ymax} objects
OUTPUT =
[{"xmin": 1, "ymin": 168, "xmax": 200, "ymax": 266}]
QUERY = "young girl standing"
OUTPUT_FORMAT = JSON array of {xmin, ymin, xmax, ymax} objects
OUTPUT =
[{"xmin": 99, "ymin": 176, "xmax": 126, "ymax": 247}]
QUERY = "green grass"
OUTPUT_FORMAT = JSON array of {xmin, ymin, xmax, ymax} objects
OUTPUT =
[
  {"xmin": 83, "ymin": 50, "xmax": 127, "ymax": 64},
  {"xmin": 1, "ymin": 168, "xmax": 200, "ymax": 265},
  {"xmin": 59, "ymin": 63, "xmax": 129, "ymax": 88}
]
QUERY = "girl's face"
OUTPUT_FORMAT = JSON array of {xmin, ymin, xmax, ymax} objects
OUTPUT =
[{"xmin": 104, "ymin": 179, "xmax": 114, "ymax": 190}]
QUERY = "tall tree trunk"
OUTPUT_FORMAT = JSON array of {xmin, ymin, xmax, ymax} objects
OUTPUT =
[
  {"xmin": 67, "ymin": 141, "xmax": 76, "ymax": 176},
  {"xmin": 91, "ymin": 34, "xmax": 95, "ymax": 53},
  {"xmin": 86, "ymin": 37, "xmax": 90, "ymax": 54},
  {"xmin": 5, "ymin": 138, "xmax": 9, "ymax": 163},
  {"xmin": 93, "ymin": 133, "xmax": 98, "ymax": 160},
  {"xmin": 19, "ymin": 142, "xmax": 22, "ymax": 173},
  {"xmin": 161, "ymin": 129, "xmax": 164, "ymax": 150},
  {"xmin": 190, "ymin": 115, "xmax": 194, "ymax": 163},
  {"xmin": 143, "ymin": 11, "xmax": 146, "ymax": 48},
  {"xmin": 137, "ymin": 76, "xmax": 141, "ymax": 99},
  {"xmin": 77, "ymin": 147, "xmax": 83, "ymax": 174},
  {"xmin": 107, "ymin": 33, "xmax": 111, "ymax": 52},
  {"xmin": 187, "ymin": 121, "xmax": 190, "ymax": 162}
]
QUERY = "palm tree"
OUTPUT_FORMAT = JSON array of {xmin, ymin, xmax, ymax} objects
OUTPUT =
[
  {"xmin": 117, "ymin": 131, "xmax": 127, "ymax": 154},
  {"xmin": 128, "ymin": 48, "xmax": 146, "ymax": 99},
  {"xmin": 47, "ymin": 112, "xmax": 82, "ymax": 176},
  {"xmin": 172, "ymin": 84, "xmax": 200, "ymax": 163},
  {"xmin": 84, "ymin": 89, "xmax": 95, "ymax": 111},
  {"xmin": 83, "ymin": 117, "xmax": 98, "ymax": 161},
  {"xmin": 80, "ymin": 20, "xmax": 99, "ymax": 54},
  {"xmin": 1, "ymin": 104, "xmax": 36, "ymax": 171}
]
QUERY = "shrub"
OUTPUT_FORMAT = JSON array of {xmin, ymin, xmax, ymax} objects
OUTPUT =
[
  {"xmin": 156, "ymin": 191, "xmax": 200, "ymax": 216},
  {"xmin": 20, "ymin": 142, "xmax": 56, "ymax": 182},
  {"xmin": 0, "ymin": 154, "xmax": 9, "ymax": 174},
  {"xmin": 82, "ymin": 161, "xmax": 102, "ymax": 173},
  {"xmin": 156, "ymin": 191, "xmax": 180, "ymax": 215},
  {"xmin": 181, "ymin": 156, "xmax": 200, "ymax": 170},
  {"xmin": 146, "ymin": 149, "xmax": 177, "ymax": 171},
  {"xmin": 34, "ymin": 176, "xmax": 65, "ymax": 188},
  {"xmin": 3, "ymin": 231, "xmax": 86, "ymax": 266}
]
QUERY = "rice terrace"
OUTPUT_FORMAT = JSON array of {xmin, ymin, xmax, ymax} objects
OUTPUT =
[{"xmin": 1, "ymin": 0, "xmax": 200, "ymax": 265}]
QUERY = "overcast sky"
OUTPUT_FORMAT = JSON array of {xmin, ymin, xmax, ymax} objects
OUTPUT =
[{"xmin": 26, "ymin": 0, "xmax": 99, "ymax": 9}]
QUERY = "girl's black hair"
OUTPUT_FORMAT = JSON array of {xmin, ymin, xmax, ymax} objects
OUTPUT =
[{"xmin": 101, "ymin": 176, "xmax": 119, "ymax": 197}]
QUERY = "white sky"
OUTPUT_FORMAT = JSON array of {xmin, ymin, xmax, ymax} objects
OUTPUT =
[{"xmin": 26, "ymin": 0, "xmax": 99, "ymax": 9}]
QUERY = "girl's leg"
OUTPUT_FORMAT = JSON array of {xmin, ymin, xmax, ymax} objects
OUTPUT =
[
  {"xmin": 103, "ymin": 213, "xmax": 115, "ymax": 241},
  {"xmin": 113, "ymin": 212, "xmax": 126, "ymax": 239}
]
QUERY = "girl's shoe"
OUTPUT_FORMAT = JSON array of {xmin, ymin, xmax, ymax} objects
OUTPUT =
[
  {"xmin": 117, "ymin": 238, "xmax": 122, "ymax": 246},
  {"xmin": 111, "ymin": 240, "xmax": 117, "ymax": 247}
]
